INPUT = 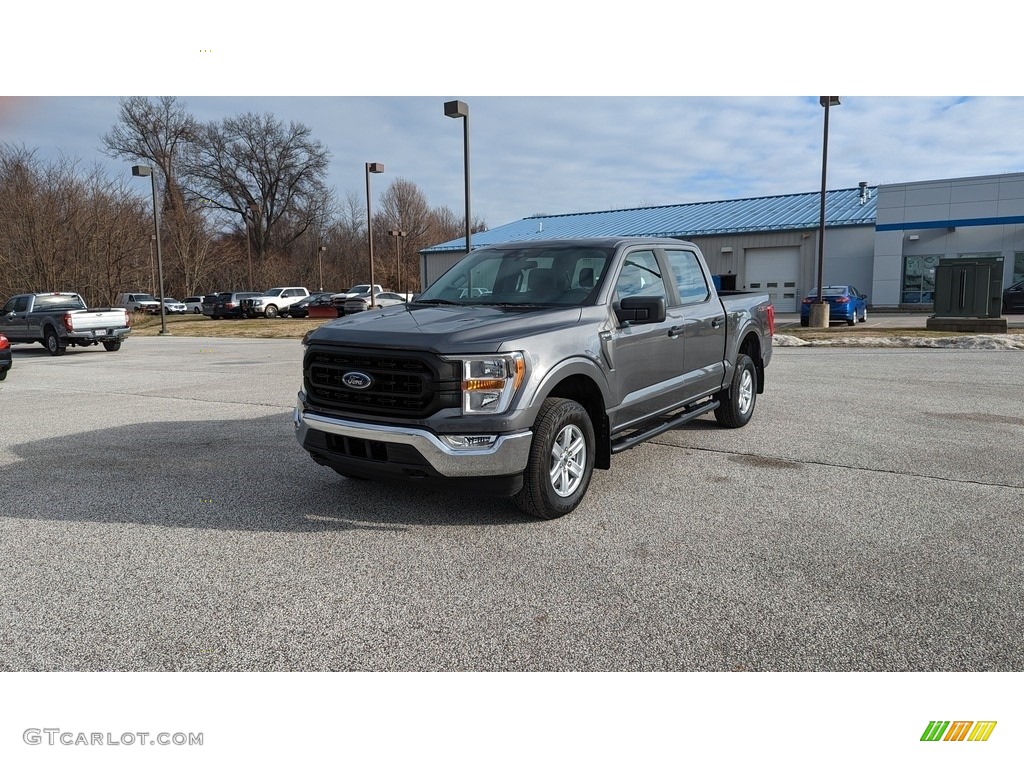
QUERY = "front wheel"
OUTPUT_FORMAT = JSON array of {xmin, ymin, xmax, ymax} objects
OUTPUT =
[
  {"xmin": 715, "ymin": 353, "xmax": 757, "ymax": 428},
  {"xmin": 44, "ymin": 328, "xmax": 66, "ymax": 356},
  {"xmin": 264, "ymin": 304, "xmax": 279, "ymax": 319},
  {"xmin": 514, "ymin": 398, "xmax": 595, "ymax": 520},
  {"xmin": 102, "ymin": 340, "xmax": 122, "ymax": 352}
]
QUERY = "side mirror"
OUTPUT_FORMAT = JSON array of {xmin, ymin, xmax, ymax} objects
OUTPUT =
[{"xmin": 615, "ymin": 295, "xmax": 666, "ymax": 325}]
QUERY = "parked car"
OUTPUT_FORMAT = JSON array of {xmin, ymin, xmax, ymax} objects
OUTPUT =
[
  {"xmin": 296, "ymin": 237, "xmax": 774, "ymax": 520},
  {"xmin": 116, "ymin": 292, "xmax": 161, "ymax": 314},
  {"xmin": 1, "ymin": 292, "xmax": 131, "ymax": 355},
  {"xmin": 0, "ymin": 333, "xmax": 11, "ymax": 380},
  {"xmin": 161, "ymin": 297, "xmax": 189, "ymax": 314},
  {"xmin": 182, "ymin": 296, "xmax": 205, "ymax": 314},
  {"xmin": 342, "ymin": 291, "xmax": 408, "ymax": 314},
  {"xmin": 241, "ymin": 287, "xmax": 311, "ymax": 318},
  {"xmin": 288, "ymin": 292, "xmax": 339, "ymax": 318},
  {"xmin": 331, "ymin": 284, "xmax": 385, "ymax": 314},
  {"xmin": 799, "ymin": 285, "xmax": 867, "ymax": 326},
  {"xmin": 1003, "ymin": 280, "xmax": 1024, "ymax": 313},
  {"xmin": 206, "ymin": 291, "xmax": 262, "ymax": 319}
]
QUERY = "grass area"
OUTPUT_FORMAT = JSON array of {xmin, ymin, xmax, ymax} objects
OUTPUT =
[{"xmin": 130, "ymin": 313, "xmax": 336, "ymax": 339}]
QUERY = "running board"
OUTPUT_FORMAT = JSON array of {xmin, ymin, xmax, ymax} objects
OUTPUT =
[{"xmin": 610, "ymin": 400, "xmax": 719, "ymax": 454}]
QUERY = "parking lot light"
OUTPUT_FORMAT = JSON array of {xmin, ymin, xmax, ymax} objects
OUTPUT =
[
  {"xmin": 388, "ymin": 229, "xmax": 407, "ymax": 295},
  {"xmin": 365, "ymin": 163, "xmax": 384, "ymax": 307},
  {"xmin": 444, "ymin": 100, "xmax": 472, "ymax": 255},
  {"xmin": 811, "ymin": 96, "xmax": 840, "ymax": 329},
  {"xmin": 132, "ymin": 165, "xmax": 170, "ymax": 336}
]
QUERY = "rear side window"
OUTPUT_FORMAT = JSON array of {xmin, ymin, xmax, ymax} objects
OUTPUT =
[{"xmin": 664, "ymin": 249, "xmax": 710, "ymax": 305}]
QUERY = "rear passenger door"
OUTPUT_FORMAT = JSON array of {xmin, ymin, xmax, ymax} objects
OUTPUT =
[{"xmin": 662, "ymin": 247, "xmax": 727, "ymax": 401}]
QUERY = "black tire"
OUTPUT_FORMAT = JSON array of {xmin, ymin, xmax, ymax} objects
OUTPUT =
[
  {"xmin": 715, "ymin": 353, "xmax": 757, "ymax": 428},
  {"xmin": 514, "ymin": 398, "xmax": 595, "ymax": 520},
  {"xmin": 102, "ymin": 341, "xmax": 122, "ymax": 352},
  {"xmin": 846, "ymin": 314, "xmax": 856, "ymax": 326},
  {"xmin": 0, "ymin": 369, "xmax": 7, "ymax": 381},
  {"xmin": 44, "ymin": 328, "xmax": 66, "ymax": 356},
  {"xmin": 264, "ymin": 304, "xmax": 279, "ymax": 319},
  {"xmin": 193, "ymin": 307, "xmax": 201, "ymax": 314},
  {"xmin": 799, "ymin": 317, "xmax": 809, "ymax": 327}
]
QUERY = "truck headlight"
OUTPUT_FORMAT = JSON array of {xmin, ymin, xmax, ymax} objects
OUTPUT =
[{"xmin": 446, "ymin": 352, "xmax": 526, "ymax": 414}]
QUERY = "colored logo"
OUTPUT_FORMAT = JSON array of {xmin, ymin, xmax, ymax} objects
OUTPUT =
[
  {"xmin": 341, "ymin": 371, "xmax": 373, "ymax": 390},
  {"xmin": 921, "ymin": 721, "xmax": 997, "ymax": 742}
]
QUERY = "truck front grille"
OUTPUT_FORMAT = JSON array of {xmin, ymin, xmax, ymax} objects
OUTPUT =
[{"xmin": 304, "ymin": 347, "xmax": 461, "ymax": 418}]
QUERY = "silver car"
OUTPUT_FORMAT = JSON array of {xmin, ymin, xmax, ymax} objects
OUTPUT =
[
  {"xmin": 161, "ymin": 298, "xmax": 189, "ymax": 314},
  {"xmin": 342, "ymin": 291, "xmax": 408, "ymax": 314}
]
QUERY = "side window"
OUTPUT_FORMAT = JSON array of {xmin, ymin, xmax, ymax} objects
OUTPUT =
[
  {"xmin": 614, "ymin": 250, "xmax": 667, "ymax": 302},
  {"xmin": 14, "ymin": 296, "xmax": 30, "ymax": 312},
  {"xmin": 665, "ymin": 249, "xmax": 710, "ymax": 304}
]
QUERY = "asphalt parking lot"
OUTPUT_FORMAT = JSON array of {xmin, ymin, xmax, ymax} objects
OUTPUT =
[{"xmin": 1, "ymin": 336, "xmax": 1022, "ymax": 671}]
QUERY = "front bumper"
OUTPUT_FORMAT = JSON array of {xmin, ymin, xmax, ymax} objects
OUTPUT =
[{"xmin": 293, "ymin": 393, "xmax": 533, "ymax": 479}]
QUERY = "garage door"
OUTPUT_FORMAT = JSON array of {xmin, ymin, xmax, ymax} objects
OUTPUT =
[{"xmin": 745, "ymin": 247, "xmax": 800, "ymax": 312}]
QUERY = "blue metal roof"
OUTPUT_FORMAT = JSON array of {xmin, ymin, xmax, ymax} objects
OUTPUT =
[{"xmin": 423, "ymin": 186, "xmax": 878, "ymax": 254}]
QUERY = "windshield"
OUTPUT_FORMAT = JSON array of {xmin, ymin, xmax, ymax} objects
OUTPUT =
[
  {"xmin": 262, "ymin": 289, "xmax": 285, "ymax": 297},
  {"xmin": 415, "ymin": 244, "xmax": 613, "ymax": 307}
]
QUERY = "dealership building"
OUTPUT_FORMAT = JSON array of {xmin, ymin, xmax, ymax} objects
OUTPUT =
[{"xmin": 421, "ymin": 172, "xmax": 1024, "ymax": 312}]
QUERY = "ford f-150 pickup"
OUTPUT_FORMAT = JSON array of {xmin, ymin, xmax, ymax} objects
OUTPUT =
[
  {"xmin": 1, "ymin": 292, "xmax": 132, "ymax": 355},
  {"xmin": 294, "ymin": 237, "xmax": 774, "ymax": 519}
]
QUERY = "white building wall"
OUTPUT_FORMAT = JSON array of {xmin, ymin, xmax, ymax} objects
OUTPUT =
[{"xmin": 872, "ymin": 173, "xmax": 1024, "ymax": 307}]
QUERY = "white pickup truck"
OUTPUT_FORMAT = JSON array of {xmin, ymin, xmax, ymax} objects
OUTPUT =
[{"xmin": 0, "ymin": 292, "xmax": 132, "ymax": 355}]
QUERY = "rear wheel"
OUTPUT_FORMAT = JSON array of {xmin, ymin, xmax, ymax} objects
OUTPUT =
[
  {"xmin": 799, "ymin": 316, "xmax": 809, "ymax": 327},
  {"xmin": 44, "ymin": 328, "xmax": 65, "ymax": 356},
  {"xmin": 514, "ymin": 398, "xmax": 595, "ymax": 520},
  {"xmin": 102, "ymin": 340, "xmax": 121, "ymax": 352},
  {"xmin": 715, "ymin": 353, "xmax": 756, "ymax": 428},
  {"xmin": 860, "ymin": 307, "xmax": 868, "ymax": 323}
]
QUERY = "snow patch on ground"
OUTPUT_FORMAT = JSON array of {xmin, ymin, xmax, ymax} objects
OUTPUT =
[{"xmin": 773, "ymin": 334, "xmax": 1024, "ymax": 350}]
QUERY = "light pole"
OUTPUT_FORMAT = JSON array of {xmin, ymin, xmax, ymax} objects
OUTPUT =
[
  {"xmin": 245, "ymin": 202, "xmax": 261, "ymax": 288},
  {"xmin": 365, "ymin": 162, "xmax": 384, "ymax": 307},
  {"xmin": 149, "ymin": 234, "xmax": 156, "ymax": 295},
  {"xmin": 318, "ymin": 245, "xmax": 326, "ymax": 292},
  {"xmin": 132, "ymin": 165, "xmax": 170, "ymax": 336},
  {"xmin": 444, "ymin": 100, "xmax": 472, "ymax": 254},
  {"xmin": 811, "ymin": 96, "xmax": 840, "ymax": 329},
  {"xmin": 388, "ymin": 229, "xmax": 407, "ymax": 295}
]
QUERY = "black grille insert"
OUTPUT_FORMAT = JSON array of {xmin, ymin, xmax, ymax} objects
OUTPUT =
[{"xmin": 304, "ymin": 347, "xmax": 460, "ymax": 418}]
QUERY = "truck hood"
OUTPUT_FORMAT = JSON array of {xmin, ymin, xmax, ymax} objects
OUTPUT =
[{"xmin": 308, "ymin": 304, "xmax": 584, "ymax": 354}]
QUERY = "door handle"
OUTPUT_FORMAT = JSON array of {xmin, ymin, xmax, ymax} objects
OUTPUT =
[
  {"xmin": 711, "ymin": 316, "xmax": 725, "ymax": 329},
  {"xmin": 668, "ymin": 326, "xmax": 682, "ymax": 339}
]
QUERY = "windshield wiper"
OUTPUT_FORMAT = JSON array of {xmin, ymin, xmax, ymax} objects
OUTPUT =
[{"xmin": 413, "ymin": 298, "xmax": 463, "ymax": 305}]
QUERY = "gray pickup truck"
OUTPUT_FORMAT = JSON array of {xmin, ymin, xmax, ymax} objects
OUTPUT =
[
  {"xmin": 294, "ymin": 237, "xmax": 774, "ymax": 519},
  {"xmin": 1, "ymin": 292, "xmax": 132, "ymax": 355}
]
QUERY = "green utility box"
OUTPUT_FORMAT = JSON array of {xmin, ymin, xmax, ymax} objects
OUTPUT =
[
  {"xmin": 927, "ymin": 256, "xmax": 1007, "ymax": 332},
  {"xmin": 933, "ymin": 257, "xmax": 1004, "ymax": 318}
]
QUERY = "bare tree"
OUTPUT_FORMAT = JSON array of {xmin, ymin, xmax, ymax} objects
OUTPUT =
[{"xmin": 182, "ymin": 112, "xmax": 332, "ymax": 261}]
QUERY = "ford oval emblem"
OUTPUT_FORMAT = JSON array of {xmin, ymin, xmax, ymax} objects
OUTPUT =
[{"xmin": 341, "ymin": 371, "xmax": 373, "ymax": 390}]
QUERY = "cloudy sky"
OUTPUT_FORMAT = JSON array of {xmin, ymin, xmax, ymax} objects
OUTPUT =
[
  {"xmin": 6, "ymin": 95, "xmax": 1023, "ymax": 231},
  {"xmin": 4, "ymin": 2, "xmax": 1022, "ymax": 231}
]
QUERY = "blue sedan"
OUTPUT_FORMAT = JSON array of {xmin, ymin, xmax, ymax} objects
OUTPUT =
[{"xmin": 800, "ymin": 285, "xmax": 868, "ymax": 326}]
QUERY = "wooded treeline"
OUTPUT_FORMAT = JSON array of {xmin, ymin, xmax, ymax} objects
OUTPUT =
[{"xmin": 0, "ymin": 97, "xmax": 484, "ymax": 307}]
